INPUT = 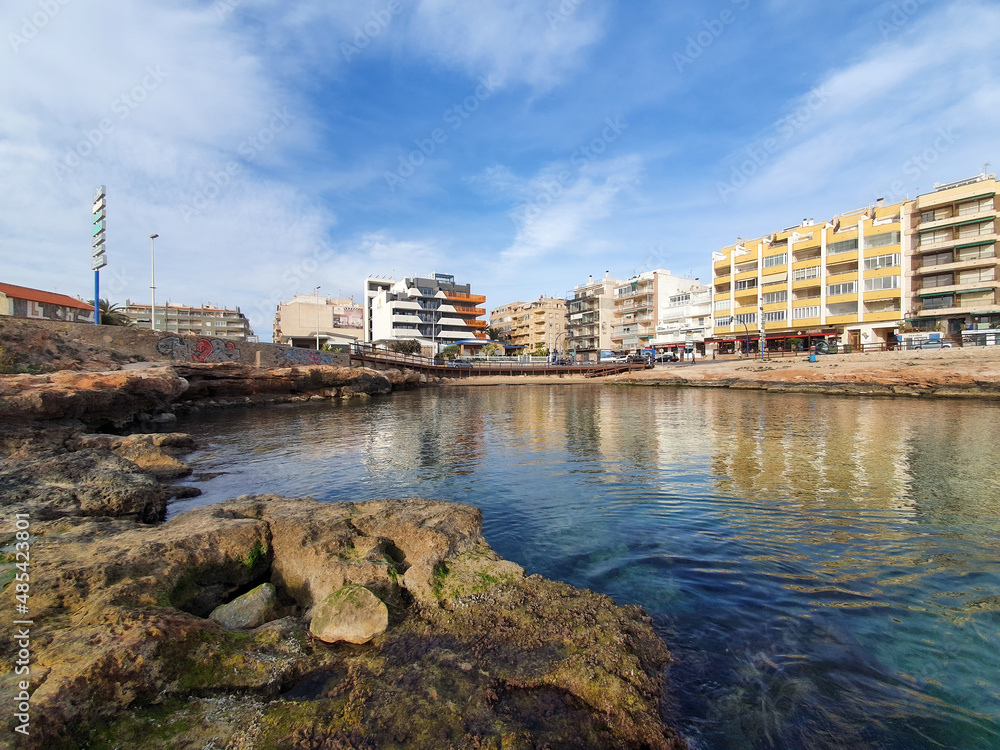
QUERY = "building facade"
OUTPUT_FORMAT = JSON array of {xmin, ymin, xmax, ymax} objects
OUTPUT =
[
  {"xmin": 0, "ymin": 282, "xmax": 94, "ymax": 323},
  {"xmin": 610, "ymin": 270, "xmax": 709, "ymax": 353},
  {"xmin": 566, "ymin": 272, "xmax": 623, "ymax": 360},
  {"xmin": 498, "ymin": 297, "xmax": 568, "ymax": 354},
  {"xmin": 123, "ymin": 301, "xmax": 254, "ymax": 339},
  {"xmin": 652, "ymin": 284, "xmax": 713, "ymax": 354},
  {"xmin": 905, "ymin": 173, "xmax": 998, "ymax": 334},
  {"xmin": 711, "ymin": 199, "xmax": 907, "ymax": 354},
  {"xmin": 272, "ymin": 294, "xmax": 363, "ymax": 345},
  {"xmin": 710, "ymin": 173, "xmax": 999, "ymax": 353},
  {"xmin": 488, "ymin": 302, "xmax": 521, "ymax": 342},
  {"xmin": 365, "ymin": 273, "xmax": 487, "ymax": 351}
]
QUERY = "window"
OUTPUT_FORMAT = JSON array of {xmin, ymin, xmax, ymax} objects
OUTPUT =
[
  {"xmin": 793, "ymin": 306, "xmax": 820, "ymax": 319},
  {"xmin": 922, "ymin": 272, "xmax": 953, "ymax": 289},
  {"xmin": 920, "ymin": 250, "xmax": 954, "ymax": 268},
  {"xmin": 763, "ymin": 253, "xmax": 787, "ymax": 268},
  {"xmin": 958, "ymin": 220, "xmax": 994, "ymax": 239},
  {"xmin": 920, "ymin": 228, "xmax": 952, "ymax": 245},
  {"xmin": 827, "ymin": 281, "xmax": 857, "ymax": 296},
  {"xmin": 921, "ymin": 210, "xmax": 936, "ymax": 222},
  {"xmin": 734, "ymin": 278, "xmax": 758, "ymax": 291},
  {"xmin": 714, "ymin": 299, "xmax": 731, "ymax": 311},
  {"xmin": 793, "ymin": 265, "xmax": 820, "ymax": 281},
  {"xmin": 827, "ymin": 238, "xmax": 858, "ymax": 255},
  {"xmin": 864, "ymin": 231, "xmax": 900, "ymax": 249},
  {"xmin": 763, "ymin": 310, "xmax": 786, "ymax": 322},
  {"xmin": 762, "ymin": 290, "xmax": 787, "ymax": 304},
  {"xmin": 733, "ymin": 313, "xmax": 757, "ymax": 325},
  {"xmin": 958, "ymin": 267, "xmax": 995, "ymax": 284},
  {"xmin": 714, "ymin": 316, "xmax": 732, "ymax": 327},
  {"xmin": 957, "ymin": 197, "xmax": 994, "ymax": 216},
  {"xmin": 863, "ymin": 275, "xmax": 900, "ymax": 292},
  {"xmin": 920, "ymin": 273, "xmax": 955, "ymax": 289},
  {"xmin": 864, "ymin": 253, "xmax": 901, "ymax": 270},
  {"xmin": 957, "ymin": 243, "xmax": 995, "ymax": 262},
  {"xmin": 922, "ymin": 295, "xmax": 954, "ymax": 310}
]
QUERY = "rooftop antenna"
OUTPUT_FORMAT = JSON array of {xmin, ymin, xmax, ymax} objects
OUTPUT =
[{"xmin": 985, "ymin": 162, "xmax": 992, "ymax": 176}]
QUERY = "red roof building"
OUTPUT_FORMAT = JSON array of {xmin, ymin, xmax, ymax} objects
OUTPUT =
[{"xmin": 0, "ymin": 282, "xmax": 95, "ymax": 323}]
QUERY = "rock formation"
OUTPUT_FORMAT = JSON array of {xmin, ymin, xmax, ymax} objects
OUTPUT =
[{"xmin": 0, "ymin": 495, "xmax": 687, "ymax": 749}]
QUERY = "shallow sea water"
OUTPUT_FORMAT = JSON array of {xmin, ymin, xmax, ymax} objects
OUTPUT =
[{"xmin": 170, "ymin": 385, "xmax": 1000, "ymax": 749}]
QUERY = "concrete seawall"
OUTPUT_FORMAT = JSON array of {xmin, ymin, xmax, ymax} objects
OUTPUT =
[{"xmin": 0, "ymin": 317, "xmax": 348, "ymax": 370}]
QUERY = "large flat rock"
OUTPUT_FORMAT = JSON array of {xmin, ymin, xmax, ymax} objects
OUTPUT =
[{"xmin": 0, "ymin": 495, "xmax": 686, "ymax": 749}]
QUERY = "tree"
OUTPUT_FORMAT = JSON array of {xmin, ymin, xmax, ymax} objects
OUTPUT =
[
  {"xmin": 486, "ymin": 327, "xmax": 506, "ymax": 342},
  {"xmin": 388, "ymin": 339, "xmax": 422, "ymax": 355},
  {"xmin": 441, "ymin": 344, "xmax": 460, "ymax": 361},
  {"xmin": 87, "ymin": 299, "xmax": 133, "ymax": 327},
  {"xmin": 482, "ymin": 342, "xmax": 503, "ymax": 356}
]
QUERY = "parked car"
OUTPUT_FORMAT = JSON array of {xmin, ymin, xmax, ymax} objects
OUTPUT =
[
  {"xmin": 920, "ymin": 339, "xmax": 954, "ymax": 349},
  {"xmin": 655, "ymin": 352, "xmax": 679, "ymax": 363},
  {"xmin": 625, "ymin": 354, "xmax": 648, "ymax": 364}
]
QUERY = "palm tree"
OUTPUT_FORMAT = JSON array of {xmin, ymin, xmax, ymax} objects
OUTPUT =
[{"xmin": 87, "ymin": 299, "xmax": 133, "ymax": 327}]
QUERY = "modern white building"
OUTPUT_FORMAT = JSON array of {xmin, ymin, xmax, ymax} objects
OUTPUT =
[
  {"xmin": 651, "ymin": 283, "xmax": 713, "ymax": 354},
  {"xmin": 364, "ymin": 273, "xmax": 487, "ymax": 352},
  {"xmin": 610, "ymin": 270, "xmax": 710, "ymax": 354}
]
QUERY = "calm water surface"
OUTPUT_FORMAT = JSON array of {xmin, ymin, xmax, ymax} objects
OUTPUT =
[{"xmin": 171, "ymin": 385, "xmax": 1000, "ymax": 749}]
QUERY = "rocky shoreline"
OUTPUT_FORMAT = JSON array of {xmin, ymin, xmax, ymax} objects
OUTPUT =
[{"xmin": 0, "ymin": 364, "xmax": 687, "ymax": 749}]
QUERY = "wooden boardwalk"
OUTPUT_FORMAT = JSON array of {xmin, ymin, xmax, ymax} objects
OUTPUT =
[{"xmin": 349, "ymin": 346, "xmax": 649, "ymax": 378}]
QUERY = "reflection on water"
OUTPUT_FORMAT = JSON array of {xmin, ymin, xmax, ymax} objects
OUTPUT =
[{"xmin": 173, "ymin": 386, "xmax": 1000, "ymax": 749}]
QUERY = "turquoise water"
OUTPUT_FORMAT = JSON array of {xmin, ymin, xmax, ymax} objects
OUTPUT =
[{"xmin": 171, "ymin": 385, "xmax": 1000, "ymax": 749}]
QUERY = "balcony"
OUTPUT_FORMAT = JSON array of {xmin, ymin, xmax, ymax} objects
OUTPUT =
[
  {"xmin": 913, "ymin": 254, "xmax": 996, "ymax": 275},
  {"xmin": 918, "ymin": 208, "xmax": 996, "ymax": 231},
  {"xmin": 913, "ymin": 280, "xmax": 998, "ymax": 297},
  {"xmin": 916, "ymin": 229, "xmax": 997, "ymax": 254},
  {"xmin": 444, "ymin": 291, "xmax": 487, "ymax": 304}
]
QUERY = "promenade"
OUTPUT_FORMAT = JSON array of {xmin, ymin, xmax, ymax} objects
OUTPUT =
[{"xmin": 445, "ymin": 347, "xmax": 1000, "ymax": 397}]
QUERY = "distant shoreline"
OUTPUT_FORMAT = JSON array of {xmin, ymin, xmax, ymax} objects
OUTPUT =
[{"xmin": 441, "ymin": 348, "xmax": 1000, "ymax": 399}]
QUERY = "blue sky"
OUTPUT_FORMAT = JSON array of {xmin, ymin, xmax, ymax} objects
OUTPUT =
[{"xmin": 2, "ymin": 0, "xmax": 997, "ymax": 340}]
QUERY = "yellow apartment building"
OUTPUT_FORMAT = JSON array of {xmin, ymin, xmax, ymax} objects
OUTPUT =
[
  {"xmin": 711, "ymin": 200, "xmax": 906, "ymax": 354},
  {"xmin": 502, "ymin": 297, "xmax": 568, "ymax": 354},
  {"xmin": 905, "ymin": 173, "xmax": 998, "ymax": 336}
]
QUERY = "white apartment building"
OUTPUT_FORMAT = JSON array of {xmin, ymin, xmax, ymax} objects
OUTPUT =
[
  {"xmin": 652, "ymin": 284, "xmax": 713, "ymax": 353},
  {"xmin": 610, "ymin": 269, "xmax": 709, "ymax": 353},
  {"xmin": 566, "ymin": 272, "xmax": 624, "ymax": 360},
  {"xmin": 364, "ymin": 273, "xmax": 487, "ymax": 351}
]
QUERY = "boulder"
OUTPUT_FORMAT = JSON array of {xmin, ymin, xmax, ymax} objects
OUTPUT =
[
  {"xmin": 67, "ymin": 432, "xmax": 195, "ymax": 479},
  {"xmin": 210, "ymin": 582, "xmax": 278, "ymax": 629},
  {"xmin": 0, "ymin": 448, "xmax": 167, "ymax": 522},
  {"xmin": 309, "ymin": 584, "xmax": 388, "ymax": 644},
  {"xmin": 0, "ymin": 369, "xmax": 188, "ymax": 427}
]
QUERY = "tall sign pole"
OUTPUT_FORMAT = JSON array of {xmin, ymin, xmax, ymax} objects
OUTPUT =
[{"xmin": 92, "ymin": 186, "xmax": 107, "ymax": 324}]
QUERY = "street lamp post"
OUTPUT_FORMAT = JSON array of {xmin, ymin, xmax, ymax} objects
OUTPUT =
[
  {"xmin": 149, "ymin": 234, "xmax": 158, "ymax": 331},
  {"xmin": 314, "ymin": 286, "xmax": 321, "ymax": 350}
]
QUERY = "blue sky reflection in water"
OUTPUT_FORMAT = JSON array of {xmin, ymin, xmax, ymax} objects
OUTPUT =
[{"xmin": 172, "ymin": 386, "xmax": 1000, "ymax": 749}]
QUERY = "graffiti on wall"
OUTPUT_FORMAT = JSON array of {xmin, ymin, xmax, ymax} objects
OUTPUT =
[
  {"xmin": 281, "ymin": 348, "xmax": 337, "ymax": 366},
  {"xmin": 156, "ymin": 336, "xmax": 242, "ymax": 363}
]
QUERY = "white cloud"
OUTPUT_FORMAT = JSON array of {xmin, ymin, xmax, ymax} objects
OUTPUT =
[
  {"xmin": 406, "ymin": 0, "xmax": 606, "ymax": 89},
  {"xmin": 717, "ymin": 1, "xmax": 1000, "ymax": 209},
  {"xmin": 497, "ymin": 154, "xmax": 643, "ymax": 265}
]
